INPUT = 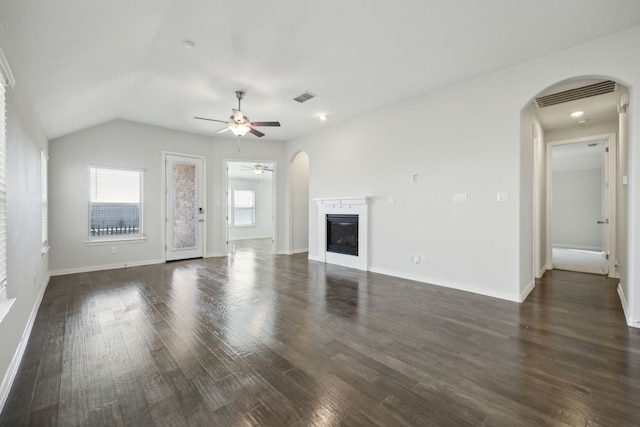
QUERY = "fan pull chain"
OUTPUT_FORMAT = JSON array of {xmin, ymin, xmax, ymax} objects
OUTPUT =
[{"xmin": 236, "ymin": 136, "xmax": 241, "ymax": 152}]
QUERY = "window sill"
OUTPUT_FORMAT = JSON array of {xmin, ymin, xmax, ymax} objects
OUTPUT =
[
  {"xmin": 0, "ymin": 297, "xmax": 16, "ymax": 324},
  {"xmin": 85, "ymin": 236, "xmax": 147, "ymax": 245}
]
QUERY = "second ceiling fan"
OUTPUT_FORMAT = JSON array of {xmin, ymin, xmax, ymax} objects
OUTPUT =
[{"xmin": 195, "ymin": 90, "xmax": 281, "ymax": 138}]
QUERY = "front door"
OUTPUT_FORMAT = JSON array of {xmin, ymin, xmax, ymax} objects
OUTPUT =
[{"xmin": 165, "ymin": 154, "xmax": 205, "ymax": 261}]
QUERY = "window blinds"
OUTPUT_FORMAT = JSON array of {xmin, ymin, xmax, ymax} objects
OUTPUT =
[
  {"xmin": 0, "ymin": 68, "xmax": 7, "ymax": 294},
  {"xmin": 41, "ymin": 150, "xmax": 48, "ymax": 245}
]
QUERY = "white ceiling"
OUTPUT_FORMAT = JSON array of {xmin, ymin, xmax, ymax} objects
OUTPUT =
[
  {"xmin": 1, "ymin": 1, "xmax": 640, "ymax": 141},
  {"xmin": 227, "ymin": 161, "xmax": 273, "ymax": 180}
]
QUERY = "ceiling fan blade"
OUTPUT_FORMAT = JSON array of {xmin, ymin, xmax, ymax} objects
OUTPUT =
[
  {"xmin": 194, "ymin": 116, "xmax": 228, "ymax": 123},
  {"xmin": 232, "ymin": 109, "xmax": 244, "ymax": 122},
  {"xmin": 248, "ymin": 127, "xmax": 265, "ymax": 137},
  {"xmin": 216, "ymin": 127, "xmax": 230, "ymax": 134},
  {"xmin": 250, "ymin": 121, "xmax": 280, "ymax": 127}
]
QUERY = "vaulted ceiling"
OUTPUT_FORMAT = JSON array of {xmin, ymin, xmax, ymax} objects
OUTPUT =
[{"xmin": 1, "ymin": 0, "xmax": 639, "ymax": 141}]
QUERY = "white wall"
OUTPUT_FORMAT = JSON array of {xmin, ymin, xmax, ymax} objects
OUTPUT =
[
  {"xmin": 49, "ymin": 119, "xmax": 288, "ymax": 273},
  {"xmin": 286, "ymin": 25, "xmax": 640, "ymax": 317},
  {"xmin": 552, "ymin": 168, "xmax": 603, "ymax": 249},
  {"xmin": 0, "ymin": 27, "xmax": 50, "ymax": 408},
  {"xmin": 228, "ymin": 176, "xmax": 273, "ymax": 240}
]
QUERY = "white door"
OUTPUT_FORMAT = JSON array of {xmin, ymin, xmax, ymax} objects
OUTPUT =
[
  {"xmin": 165, "ymin": 154, "xmax": 205, "ymax": 261},
  {"xmin": 599, "ymin": 141, "xmax": 609, "ymax": 275},
  {"xmin": 549, "ymin": 139, "xmax": 609, "ymax": 275}
]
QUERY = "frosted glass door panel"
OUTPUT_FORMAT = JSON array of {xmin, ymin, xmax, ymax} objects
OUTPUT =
[
  {"xmin": 172, "ymin": 163, "xmax": 197, "ymax": 250},
  {"xmin": 165, "ymin": 155, "xmax": 204, "ymax": 261}
]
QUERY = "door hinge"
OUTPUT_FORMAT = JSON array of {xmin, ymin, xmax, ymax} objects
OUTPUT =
[
  {"xmin": 164, "ymin": 245, "xmax": 167, "ymax": 251},
  {"xmin": 606, "ymin": 253, "xmax": 610, "ymax": 260},
  {"xmin": 606, "ymin": 147, "xmax": 609, "ymax": 153}
]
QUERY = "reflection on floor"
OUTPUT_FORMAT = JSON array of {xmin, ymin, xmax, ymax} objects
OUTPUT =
[
  {"xmin": 552, "ymin": 247, "xmax": 606, "ymax": 275},
  {"xmin": 229, "ymin": 238, "xmax": 273, "ymax": 256}
]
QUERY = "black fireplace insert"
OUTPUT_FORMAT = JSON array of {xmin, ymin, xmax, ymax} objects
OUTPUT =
[{"xmin": 326, "ymin": 214, "xmax": 358, "ymax": 256}]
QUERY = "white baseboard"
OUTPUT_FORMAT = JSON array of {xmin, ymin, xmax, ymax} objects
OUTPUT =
[
  {"xmin": 520, "ymin": 280, "xmax": 536, "ymax": 302},
  {"xmin": 535, "ymin": 264, "xmax": 549, "ymax": 279},
  {"xmin": 50, "ymin": 259, "xmax": 164, "ymax": 276},
  {"xmin": 276, "ymin": 248, "xmax": 308, "ymax": 255},
  {"xmin": 618, "ymin": 283, "xmax": 640, "ymax": 328},
  {"xmin": 0, "ymin": 274, "xmax": 50, "ymax": 413},
  {"xmin": 552, "ymin": 244, "xmax": 603, "ymax": 251},
  {"xmin": 308, "ymin": 254, "xmax": 322, "ymax": 262},
  {"xmin": 204, "ymin": 252, "xmax": 227, "ymax": 258},
  {"xmin": 228, "ymin": 236, "xmax": 271, "ymax": 241},
  {"xmin": 368, "ymin": 267, "xmax": 523, "ymax": 303}
]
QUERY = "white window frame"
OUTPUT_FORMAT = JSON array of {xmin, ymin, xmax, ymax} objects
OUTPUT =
[
  {"xmin": 230, "ymin": 189, "xmax": 256, "ymax": 227},
  {"xmin": 0, "ymin": 44, "xmax": 15, "ymax": 311},
  {"xmin": 87, "ymin": 165, "xmax": 145, "ymax": 243},
  {"xmin": 41, "ymin": 150, "xmax": 49, "ymax": 254}
]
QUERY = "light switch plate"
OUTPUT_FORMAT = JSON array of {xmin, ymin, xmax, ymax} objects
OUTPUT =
[
  {"xmin": 453, "ymin": 193, "xmax": 467, "ymax": 203},
  {"xmin": 497, "ymin": 192, "xmax": 510, "ymax": 202}
]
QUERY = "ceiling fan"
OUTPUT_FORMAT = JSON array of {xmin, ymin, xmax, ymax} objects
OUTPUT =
[
  {"xmin": 242, "ymin": 163, "xmax": 273, "ymax": 175},
  {"xmin": 195, "ymin": 91, "xmax": 281, "ymax": 140}
]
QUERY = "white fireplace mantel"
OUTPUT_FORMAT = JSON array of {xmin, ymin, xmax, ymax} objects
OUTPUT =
[
  {"xmin": 314, "ymin": 196, "xmax": 370, "ymax": 271},
  {"xmin": 315, "ymin": 196, "xmax": 369, "ymax": 207}
]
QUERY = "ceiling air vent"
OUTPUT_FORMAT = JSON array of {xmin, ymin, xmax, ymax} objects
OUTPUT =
[
  {"xmin": 535, "ymin": 80, "xmax": 616, "ymax": 108},
  {"xmin": 293, "ymin": 91, "xmax": 316, "ymax": 103}
]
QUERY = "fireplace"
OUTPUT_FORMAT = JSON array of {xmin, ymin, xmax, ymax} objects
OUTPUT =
[
  {"xmin": 313, "ymin": 196, "xmax": 369, "ymax": 271},
  {"xmin": 326, "ymin": 214, "xmax": 359, "ymax": 256}
]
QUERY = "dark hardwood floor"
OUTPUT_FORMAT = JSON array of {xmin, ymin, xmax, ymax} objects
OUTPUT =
[{"xmin": 1, "ymin": 250, "xmax": 639, "ymax": 426}]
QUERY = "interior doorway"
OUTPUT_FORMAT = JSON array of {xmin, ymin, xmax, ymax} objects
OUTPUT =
[
  {"xmin": 548, "ymin": 137, "xmax": 611, "ymax": 275},
  {"xmin": 164, "ymin": 153, "xmax": 206, "ymax": 261},
  {"xmin": 530, "ymin": 77, "xmax": 627, "ymax": 281},
  {"xmin": 290, "ymin": 151, "xmax": 310, "ymax": 255},
  {"xmin": 225, "ymin": 160, "xmax": 276, "ymax": 255}
]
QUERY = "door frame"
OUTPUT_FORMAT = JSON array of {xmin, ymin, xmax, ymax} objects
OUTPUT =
[
  {"xmin": 161, "ymin": 151, "xmax": 207, "ymax": 262},
  {"xmin": 545, "ymin": 133, "xmax": 617, "ymax": 277},
  {"xmin": 224, "ymin": 159, "xmax": 277, "ymax": 254}
]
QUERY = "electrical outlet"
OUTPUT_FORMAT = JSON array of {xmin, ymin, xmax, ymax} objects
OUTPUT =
[
  {"xmin": 408, "ymin": 255, "xmax": 413, "ymax": 262},
  {"xmin": 453, "ymin": 193, "xmax": 467, "ymax": 203},
  {"xmin": 420, "ymin": 255, "xmax": 428, "ymax": 264},
  {"xmin": 111, "ymin": 247, "xmax": 118, "ymax": 254}
]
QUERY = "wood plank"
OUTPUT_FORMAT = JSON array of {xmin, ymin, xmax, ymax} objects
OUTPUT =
[{"xmin": 2, "ymin": 255, "xmax": 639, "ymax": 426}]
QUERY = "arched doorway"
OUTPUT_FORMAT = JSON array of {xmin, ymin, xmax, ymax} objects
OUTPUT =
[{"xmin": 527, "ymin": 77, "xmax": 629, "ymax": 280}]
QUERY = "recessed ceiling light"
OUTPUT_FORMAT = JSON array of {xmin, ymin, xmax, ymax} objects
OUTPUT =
[
  {"xmin": 184, "ymin": 40, "xmax": 195, "ymax": 50},
  {"xmin": 318, "ymin": 114, "xmax": 328, "ymax": 121},
  {"xmin": 570, "ymin": 111, "xmax": 584, "ymax": 117}
]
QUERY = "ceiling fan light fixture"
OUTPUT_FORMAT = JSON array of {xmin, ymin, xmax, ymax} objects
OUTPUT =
[
  {"xmin": 230, "ymin": 123, "xmax": 250, "ymax": 136},
  {"xmin": 254, "ymin": 165, "xmax": 265, "ymax": 175}
]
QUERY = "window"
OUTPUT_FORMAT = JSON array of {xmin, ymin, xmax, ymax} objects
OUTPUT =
[
  {"xmin": 231, "ymin": 189, "xmax": 255, "ymax": 226},
  {"xmin": 41, "ymin": 150, "xmax": 48, "ymax": 251},
  {"xmin": 0, "ymin": 59, "xmax": 7, "ymax": 300},
  {"xmin": 88, "ymin": 166, "xmax": 143, "ymax": 240}
]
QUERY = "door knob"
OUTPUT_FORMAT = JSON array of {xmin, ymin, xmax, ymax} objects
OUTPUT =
[{"xmin": 597, "ymin": 220, "xmax": 605, "ymax": 224}]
